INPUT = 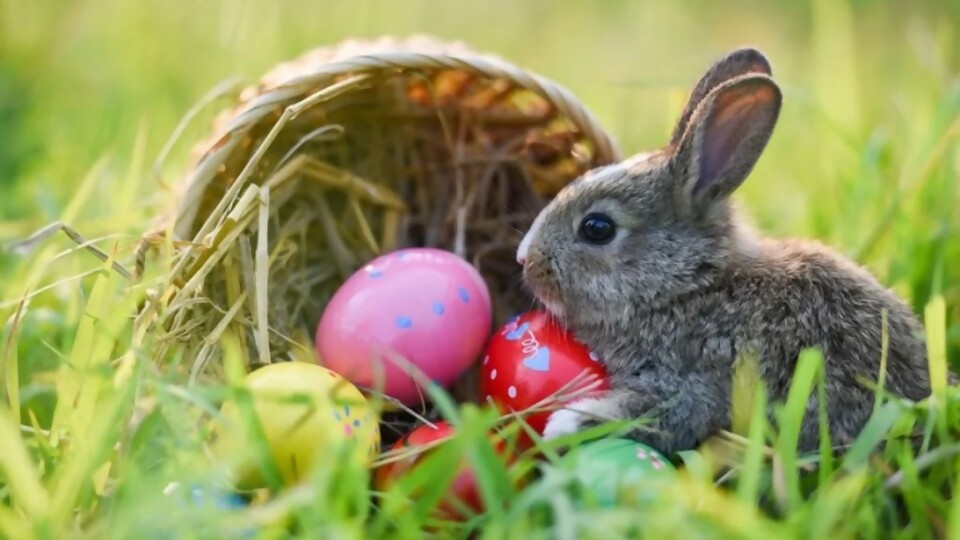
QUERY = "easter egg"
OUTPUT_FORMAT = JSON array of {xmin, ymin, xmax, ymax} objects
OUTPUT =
[
  {"xmin": 213, "ymin": 362, "xmax": 380, "ymax": 489},
  {"xmin": 555, "ymin": 438, "xmax": 674, "ymax": 507},
  {"xmin": 151, "ymin": 483, "xmax": 255, "ymax": 539},
  {"xmin": 374, "ymin": 421, "xmax": 513, "ymax": 521},
  {"xmin": 316, "ymin": 248, "xmax": 493, "ymax": 405},
  {"xmin": 479, "ymin": 310, "xmax": 609, "ymax": 445},
  {"xmin": 164, "ymin": 482, "xmax": 249, "ymax": 511}
]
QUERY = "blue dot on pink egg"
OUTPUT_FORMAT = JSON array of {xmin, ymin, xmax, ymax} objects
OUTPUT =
[
  {"xmin": 432, "ymin": 302, "xmax": 445, "ymax": 315},
  {"xmin": 365, "ymin": 265, "xmax": 383, "ymax": 278},
  {"xmin": 395, "ymin": 316, "xmax": 413, "ymax": 329},
  {"xmin": 458, "ymin": 287, "xmax": 470, "ymax": 303}
]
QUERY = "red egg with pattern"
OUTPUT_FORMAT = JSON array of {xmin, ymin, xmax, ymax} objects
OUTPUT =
[
  {"xmin": 373, "ymin": 421, "xmax": 516, "ymax": 521},
  {"xmin": 479, "ymin": 310, "xmax": 610, "ymax": 445}
]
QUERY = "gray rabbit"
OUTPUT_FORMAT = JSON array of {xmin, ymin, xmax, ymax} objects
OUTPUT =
[{"xmin": 515, "ymin": 48, "xmax": 935, "ymax": 454}]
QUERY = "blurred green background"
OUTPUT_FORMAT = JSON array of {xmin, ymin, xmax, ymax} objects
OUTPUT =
[
  {"xmin": 0, "ymin": 0, "xmax": 957, "ymax": 357},
  {"xmin": 0, "ymin": 3, "xmax": 958, "ymax": 536}
]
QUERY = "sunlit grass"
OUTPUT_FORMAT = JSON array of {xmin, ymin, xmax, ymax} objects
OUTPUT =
[{"xmin": 0, "ymin": 0, "xmax": 958, "ymax": 538}]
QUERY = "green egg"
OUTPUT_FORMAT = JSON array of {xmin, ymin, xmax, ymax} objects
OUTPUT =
[{"xmin": 557, "ymin": 438, "xmax": 675, "ymax": 507}]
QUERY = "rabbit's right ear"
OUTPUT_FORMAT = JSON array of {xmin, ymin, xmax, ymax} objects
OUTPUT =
[
  {"xmin": 669, "ymin": 48, "xmax": 772, "ymax": 147},
  {"xmin": 671, "ymin": 74, "xmax": 781, "ymax": 210}
]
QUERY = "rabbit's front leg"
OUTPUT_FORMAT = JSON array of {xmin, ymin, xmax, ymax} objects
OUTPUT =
[
  {"xmin": 543, "ymin": 369, "xmax": 729, "ymax": 454},
  {"xmin": 542, "ymin": 390, "xmax": 638, "ymax": 440}
]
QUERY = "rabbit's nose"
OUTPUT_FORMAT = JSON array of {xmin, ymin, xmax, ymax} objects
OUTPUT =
[
  {"xmin": 517, "ymin": 228, "xmax": 536, "ymax": 266},
  {"xmin": 517, "ymin": 212, "xmax": 543, "ymax": 266},
  {"xmin": 516, "ymin": 237, "xmax": 530, "ymax": 266}
]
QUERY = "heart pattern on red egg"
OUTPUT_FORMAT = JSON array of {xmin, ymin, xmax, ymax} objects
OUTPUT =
[{"xmin": 479, "ymin": 310, "xmax": 610, "ymax": 447}]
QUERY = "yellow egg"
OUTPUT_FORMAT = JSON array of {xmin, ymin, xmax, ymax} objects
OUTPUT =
[{"xmin": 212, "ymin": 362, "xmax": 380, "ymax": 489}]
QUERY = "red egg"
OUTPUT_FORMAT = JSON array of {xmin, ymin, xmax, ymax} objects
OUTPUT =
[
  {"xmin": 479, "ymin": 310, "xmax": 610, "ymax": 445},
  {"xmin": 374, "ymin": 421, "xmax": 514, "ymax": 521}
]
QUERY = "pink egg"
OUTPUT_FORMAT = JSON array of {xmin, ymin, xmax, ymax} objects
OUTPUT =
[{"xmin": 315, "ymin": 248, "xmax": 493, "ymax": 405}]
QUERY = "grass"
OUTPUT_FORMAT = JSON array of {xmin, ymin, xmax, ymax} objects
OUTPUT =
[{"xmin": 1, "ymin": 0, "xmax": 959, "ymax": 538}]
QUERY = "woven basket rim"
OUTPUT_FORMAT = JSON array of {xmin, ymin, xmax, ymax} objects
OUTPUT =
[{"xmin": 169, "ymin": 37, "xmax": 621, "ymax": 241}]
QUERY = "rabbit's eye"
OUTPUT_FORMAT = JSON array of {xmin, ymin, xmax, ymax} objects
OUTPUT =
[{"xmin": 578, "ymin": 213, "xmax": 616, "ymax": 245}]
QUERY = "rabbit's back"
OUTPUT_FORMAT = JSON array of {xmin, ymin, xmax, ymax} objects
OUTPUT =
[
  {"xmin": 745, "ymin": 239, "xmax": 930, "ymax": 445},
  {"xmin": 595, "ymin": 237, "xmax": 931, "ymax": 449},
  {"xmin": 748, "ymin": 238, "xmax": 930, "ymax": 398}
]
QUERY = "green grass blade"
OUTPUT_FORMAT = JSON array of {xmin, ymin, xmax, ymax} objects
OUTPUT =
[
  {"xmin": 50, "ymin": 254, "xmax": 139, "ymax": 446},
  {"xmin": 48, "ymin": 369, "xmax": 138, "ymax": 523},
  {"xmin": 0, "ymin": 504, "xmax": 29, "ymax": 540},
  {"xmin": 894, "ymin": 450, "xmax": 932, "ymax": 538},
  {"xmin": 949, "ymin": 458, "xmax": 960, "ymax": 539},
  {"xmin": 776, "ymin": 348, "xmax": 823, "ymax": 511},
  {"xmin": 0, "ymin": 406, "xmax": 50, "ymax": 521},
  {"xmin": 805, "ymin": 473, "xmax": 868, "ymax": 539},
  {"xmin": 925, "ymin": 295, "xmax": 950, "ymax": 441},
  {"xmin": 840, "ymin": 401, "xmax": 903, "ymax": 473},
  {"xmin": 459, "ymin": 405, "xmax": 512, "ymax": 520},
  {"xmin": 816, "ymin": 358, "xmax": 834, "ymax": 485},
  {"xmin": 737, "ymin": 379, "xmax": 769, "ymax": 505},
  {"xmin": 731, "ymin": 353, "xmax": 762, "ymax": 437},
  {"xmin": 217, "ymin": 333, "xmax": 284, "ymax": 491},
  {"xmin": 2, "ymin": 301, "xmax": 25, "ymax": 422}
]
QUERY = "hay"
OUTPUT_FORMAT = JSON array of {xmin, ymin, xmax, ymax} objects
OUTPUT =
[{"xmin": 134, "ymin": 35, "xmax": 619, "ymax": 443}]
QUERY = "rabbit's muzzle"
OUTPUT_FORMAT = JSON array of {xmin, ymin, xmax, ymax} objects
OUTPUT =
[{"xmin": 521, "ymin": 247, "xmax": 564, "ymax": 315}]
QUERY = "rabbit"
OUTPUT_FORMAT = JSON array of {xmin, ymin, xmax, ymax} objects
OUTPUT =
[{"xmin": 514, "ymin": 47, "xmax": 937, "ymax": 455}]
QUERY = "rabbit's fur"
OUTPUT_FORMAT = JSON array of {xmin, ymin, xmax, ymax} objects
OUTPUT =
[{"xmin": 516, "ymin": 48, "xmax": 935, "ymax": 454}]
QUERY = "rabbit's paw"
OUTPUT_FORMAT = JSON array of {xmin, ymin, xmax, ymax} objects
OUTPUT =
[{"xmin": 542, "ymin": 397, "xmax": 612, "ymax": 440}]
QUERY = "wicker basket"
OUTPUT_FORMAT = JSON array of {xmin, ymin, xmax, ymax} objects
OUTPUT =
[{"xmin": 136, "ymin": 35, "xmax": 619, "ymax": 405}]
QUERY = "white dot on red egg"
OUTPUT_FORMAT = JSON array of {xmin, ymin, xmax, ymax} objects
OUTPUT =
[
  {"xmin": 482, "ymin": 355, "xmax": 489, "ymax": 365},
  {"xmin": 589, "ymin": 351, "xmax": 599, "ymax": 361},
  {"xmin": 507, "ymin": 386, "xmax": 517, "ymax": 399},
  {"xmin": 490, "ymin": 369, "xmax": 497, "ymax": 380}
]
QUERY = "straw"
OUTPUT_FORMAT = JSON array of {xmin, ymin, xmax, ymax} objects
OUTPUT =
[{"xmin": 134, "ymin": 34, "xmax": 620, "ymax": 446}]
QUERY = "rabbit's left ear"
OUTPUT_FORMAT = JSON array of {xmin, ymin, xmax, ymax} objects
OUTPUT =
[
  {"xmin": 672, "ymin": 74, "xmax": 781, "ymax": 207},
  {"xmin": 669, "ymin": 48, "xmax": 773, "ymax": 147}
]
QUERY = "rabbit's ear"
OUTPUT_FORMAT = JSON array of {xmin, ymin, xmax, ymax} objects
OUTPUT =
[
  {"xmin": 672, "ymin": 74, "xmax": 781, "ymax": 206},
  {"xmin": 669, "ymin": 48, "xmax": 772, "ymax": 147}
]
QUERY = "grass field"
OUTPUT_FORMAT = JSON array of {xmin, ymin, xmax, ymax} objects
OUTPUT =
[{"xmin": 1, "ymin": 0, "xmax": 959, "ymax": 538}]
